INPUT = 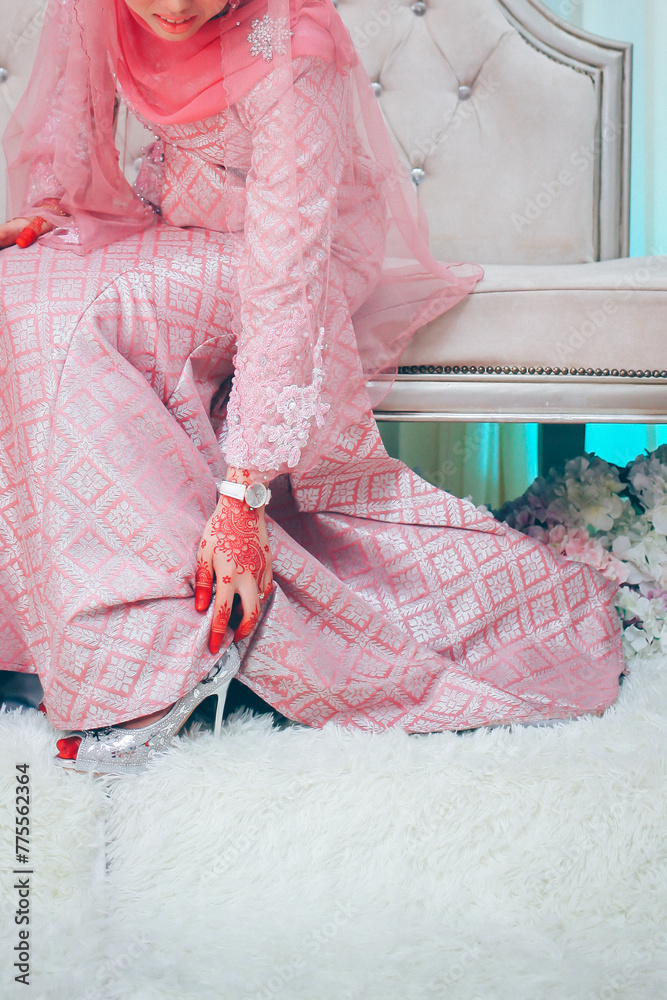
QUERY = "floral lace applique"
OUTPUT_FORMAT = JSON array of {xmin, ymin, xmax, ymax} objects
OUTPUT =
[
  {"xmin": 264, "ymin": 326, "xmax": 330, "ymax": 468},
  {"xmin": 247, "ymin": 14, "xmax": 293, "ymax": 62},
  {"xmin": 225, "ymin": 322, "xmax": 330, "ymax": 472}
]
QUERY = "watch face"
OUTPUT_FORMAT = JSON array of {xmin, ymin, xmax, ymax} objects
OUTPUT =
[{"xmin": 245, "ymin": 483, "xmax": 268, "ymax": 508}]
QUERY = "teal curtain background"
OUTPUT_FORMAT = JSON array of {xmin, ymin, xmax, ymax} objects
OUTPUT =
[{"xmin": 379, "ymin": 0, "xmax": 667, "ymax": 505}]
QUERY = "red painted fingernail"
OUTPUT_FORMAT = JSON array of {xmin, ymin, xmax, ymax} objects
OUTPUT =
[
  {"xmin": 38, "ymin": 702, "xmax": 47, "ymax": 715},
  {"xmin": 194, "ymin": 587, "xmax": 210, "ymax": 612},
  {"xmin": 56, "ymin": 737, "xmax": 81, "ymax": 760},
  {"xmin": 208, "ymin": 631, "xmax": 224, "ymax": 655},
  {"xmin": 16, "ymin": 217, "xmax": 46, "ymax": 249},
  {"xmin": 16, "ymin": 227, "xmax": 38, "ymax": 249}
]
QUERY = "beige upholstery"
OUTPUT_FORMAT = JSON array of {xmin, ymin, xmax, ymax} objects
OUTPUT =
[
  {"xmin": 340, "ymin": 0, "xmax": 598, "ymax": 265},
  {"xmin": 406, "ymin": 256, "xmax": 667, "ymax": 373},
  {"xmin": 375, "ymin": 255, "xmax": 667, "ymax": 424}
]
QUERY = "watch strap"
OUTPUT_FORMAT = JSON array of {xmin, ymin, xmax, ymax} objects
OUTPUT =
[{"xmin": 217, "ymin": 480, "xmax": 246, "ymax": 502}]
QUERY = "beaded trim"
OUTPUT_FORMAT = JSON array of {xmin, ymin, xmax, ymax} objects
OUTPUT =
[{"xmin": 397, "ymin": 365, "xmax": 667, "ymax": 379}]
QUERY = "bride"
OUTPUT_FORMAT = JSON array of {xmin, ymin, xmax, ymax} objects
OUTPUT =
[{"xmin": 0, "ymin": 0, "xmax": 624, "ymax": 772}]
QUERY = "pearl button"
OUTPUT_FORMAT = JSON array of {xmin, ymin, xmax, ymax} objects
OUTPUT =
[
  {"xmin": 457, "ymin": 85, "xmax": 473, "ymax": 101},
  {"xmin": 411, "ymin": 1, "xmax": 427, "ymax": 14},
  {"xmin": 371, "ymin": 81, "xmax": 382, "ymax": 98},
  {"xmin": 133, "ymin": 157, "xmax": 143, "ymax": 173},
  {"xmin": 0, "ymin": 68, "xmax": 8, "ymax": 84},
  {"xmin": 410, "ymin": 167, "xmax": 426, "ymax": 186}
]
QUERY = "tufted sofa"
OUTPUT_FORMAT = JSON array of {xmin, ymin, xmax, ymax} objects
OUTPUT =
[
  {"xmin": 3, "ymin": 0, "xmax": 666, "ymax": 467},
  {"xmin": 335, "ymin": 0, "xmax": 667, "ymax": 461}
]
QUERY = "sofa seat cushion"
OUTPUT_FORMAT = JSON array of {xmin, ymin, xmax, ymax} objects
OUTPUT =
[{"xmin": 400, "ymin": 257, "xmax": 667, "ymax": 374}]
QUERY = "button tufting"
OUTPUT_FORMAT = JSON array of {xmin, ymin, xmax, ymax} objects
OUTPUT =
[
  {"xmin": 371, "ymin": 81, "xmax": 382, "ymax": 98},
  {"xmin": 410, "ymin": 167, "xmax": 426, "ymax": 185},
  {"xmin": 457, "ymin": 85, "xmax": 473, "ymax": 101},
  {"xmin": 411, "ymin": 1, "xmax": 427, "ymax": 14},
  {"xmin": 0, "ymin": 68, "xmax": 8, "ymax": 84}
]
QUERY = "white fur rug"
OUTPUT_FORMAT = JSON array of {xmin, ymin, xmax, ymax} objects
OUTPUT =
[{"xmin": 1, "ymin": 654, "xmax": 666, "ymax": 1000}]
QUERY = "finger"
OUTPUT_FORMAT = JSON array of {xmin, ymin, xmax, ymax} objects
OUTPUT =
[
  {"xmin": 0, "ymin": 219, "xmax": 29, "ymax": 250},
  {"xmin": 234, "ymin": 581, "xmax": 261, "ymax": 644},
  {"xmin": 194, "ymin": 538, "xmax": 214, "ymax": 613},
  {"xmin": 258, "ymin": 567, "xmax": 270, "ymax": 596},
  {"xmin": 209, "ymin": 586, "xmax": 233, "ymax": 656},
  {"xmin": 16, "ymin": 217, "xmax": 50, "ymax": 249}
]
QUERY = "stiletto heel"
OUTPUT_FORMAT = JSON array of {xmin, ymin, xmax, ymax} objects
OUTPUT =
[
  {"xmin": 54, "ymin": 645, "xmax": 240, "ymax": 774},
  {"xmin": 213, "ymin": 681, "xmax": 231, "ymax": 739}
]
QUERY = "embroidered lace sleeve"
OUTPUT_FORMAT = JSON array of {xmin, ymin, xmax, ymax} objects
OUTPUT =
[{"xmin": 223, "ymin": 56, "xmax": 348, "ymax": 480}]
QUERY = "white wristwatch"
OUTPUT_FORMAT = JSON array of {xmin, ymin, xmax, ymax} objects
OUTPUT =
[{"xmin": 217, "ymin": 480, "xmax": 271, "ymax": 509}]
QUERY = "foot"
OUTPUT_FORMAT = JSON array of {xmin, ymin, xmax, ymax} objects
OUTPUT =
[
  {"xmin": 55, "ymin": 706, "xmax": 173, "ymax": 759},
  {"xmin": 117, "ymin": 706, "xmax": 172, "ymax": 730}
]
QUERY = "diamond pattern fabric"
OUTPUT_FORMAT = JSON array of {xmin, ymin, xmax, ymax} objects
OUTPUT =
[
  {"xmin": 0, "ymin": 54, "xmax": 624, "ymax": 731},
  {"xmin": 0, "ymin": 221, "xmax": 624, "ymax": 730},
  {"xmin": 129, "ymin": 56, "xmax": 386, "ymax": 480}
]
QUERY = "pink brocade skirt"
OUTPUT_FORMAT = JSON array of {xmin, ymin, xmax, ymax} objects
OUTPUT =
[{"xmin": 0, "ymin": 227, "xmax": 624, "ymax": 731}]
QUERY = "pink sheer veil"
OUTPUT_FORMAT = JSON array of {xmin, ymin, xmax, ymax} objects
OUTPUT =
[{"xmin": 3, "ymin": 0, "xmax": 482, "ymax": 415}]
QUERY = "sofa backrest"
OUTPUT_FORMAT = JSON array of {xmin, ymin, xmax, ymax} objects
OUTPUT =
[
  {"xmin": 1, "ymin": 0, "xmax": 630, "ymax": 264},
  {"xmin": 336, "ymin": 0, "xmax": 631, "ymax": 263}
]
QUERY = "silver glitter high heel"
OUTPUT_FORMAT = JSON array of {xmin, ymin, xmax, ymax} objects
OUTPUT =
[{"xmin": 55, "ymin": 645, "xmax": 240, "ymax": 775}]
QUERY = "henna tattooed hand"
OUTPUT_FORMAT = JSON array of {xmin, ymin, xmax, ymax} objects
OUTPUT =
[
  {"xmin": 195, "ymin": 471, "xmax": 273, "ymax": 653},
  {"xmin": 0, "ymin": 215, "xmax": 54, "ymax": 249},
  {"xmin": 0, "ymin": 199, "xmax": 63, "ymax": 250}
]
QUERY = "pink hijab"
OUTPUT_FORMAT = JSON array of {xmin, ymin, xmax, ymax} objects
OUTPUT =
[
  {"xmin": 115, "ymin": 0, "xmax": 356, "ymax": 124},
  {"xmin": 4, "ymin": 0, "xmax": 481, "ymax": 393}
]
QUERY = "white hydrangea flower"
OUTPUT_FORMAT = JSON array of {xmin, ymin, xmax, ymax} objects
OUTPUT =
[
  {"xmin": 500, "ymin": 445, "xmax": 667, "ymax": 660},
  {"xmin": 626, "ymin": 445, "xmax": 667, "ymax": 511},
  {"xmin": 616, "ymin": 586, "xmax": 667, "ymax": 660},
  {"xmin": 547, "ymin": 455, "xmax": 625, "ymax": 531}
]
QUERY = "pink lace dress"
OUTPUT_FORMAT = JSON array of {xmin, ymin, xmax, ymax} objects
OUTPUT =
[{"xmin": 0, "ymin": 57, "xmax": 624, "ymax": 731}]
